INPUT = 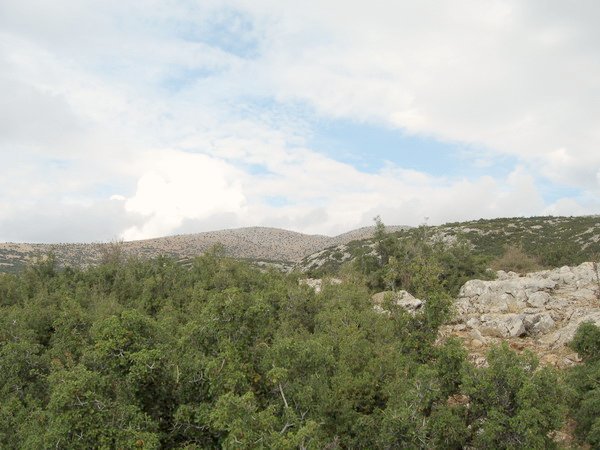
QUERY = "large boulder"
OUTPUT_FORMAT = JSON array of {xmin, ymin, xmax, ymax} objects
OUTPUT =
[
  {"xmin": 539, "ymin": 311, "xmax": 600, "ymax": 348},
  {"xmin": 478, "ymin": 314, "xmax": 527, "ymax": 338},
  {"xmin": 526, "ymin": 291, "xmax": 550, "ymax": 308},
  {"xmin": 451, "ymin": 262, "xmax": 600, "ymax": 357},
  {"xmin": 372, "ymin": 290, "xmax": 424, "ymax": 313}
]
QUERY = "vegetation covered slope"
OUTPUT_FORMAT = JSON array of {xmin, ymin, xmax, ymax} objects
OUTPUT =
[
  {"xmin": 300, "ymin": 215, "xmax": 600, "ymax": 276},
  {"xmin": 2, "ymin": 216, "xmax": 597, "ymax": 276},
  {"xmin": 2, "ymin": 217, "xmax": 600, "ymax": 448},
  {"xmin": 1, "ymin": 246, "xmax": 599, "ymax": 449},
  {"xmin": 0, "ymin": 225, "xmax": 409, "ymax": 274}
]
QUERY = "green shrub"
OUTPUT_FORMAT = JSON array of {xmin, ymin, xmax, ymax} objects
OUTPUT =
[
  {"xmin": 0, "ymin": 248, "xmax": 573, "ymax": 448},
  {"xmin": 567, "ymin": 323, "xmax": 600, "ymax": 446}
]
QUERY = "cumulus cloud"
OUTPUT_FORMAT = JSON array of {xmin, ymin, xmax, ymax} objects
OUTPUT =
[
  {"xmin": 225, "ymin": 0, "xmax": 600, "ymax": 189},
  {"xmin": 1, "ymin": 0, "xmax": 599, "ymax": 242},
  {"xmin": 121, "ymin": 152, "xmax": 246, "ymax": 240},
  {"xmin": 0, "ymin": 198, "xmax": 142, "ymax": 243}
]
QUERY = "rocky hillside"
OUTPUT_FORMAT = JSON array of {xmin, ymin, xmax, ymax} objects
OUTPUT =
[
  {"xmin": 365, "ymin": 262, "xmax": 600, "ymax": 368},
  {"xmin": 0, "ymin": 225, "xmax": 409, "ymax": 273},
  {"xmin": 2, "ymin": 215, "xmax": 598, "ymax": 274},
  {"xmin": 370, "ymin": 262, "xmax": 599, "ymax": 369},
  {"xmin": 444, "ymin": 262, "xmax": 600, "ymax": 367},
  {"xmin": 299, "ymin": 215, "xmax": 600, "ymax": 274}
]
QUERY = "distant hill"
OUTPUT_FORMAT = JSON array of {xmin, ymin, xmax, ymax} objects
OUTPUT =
[
  {"xmin": 299, "ymin": 216, "xmax": 600, "ymax": 274},
  {"xmin": 2, "ymin": 216, "xmax": 599, "ymax": 274},
  {"xmin": 0, "ymin": 225, "xmax": 410, "ymax": 273}
]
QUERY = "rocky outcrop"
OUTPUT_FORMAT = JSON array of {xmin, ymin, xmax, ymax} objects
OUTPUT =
[
  {"xmin": 444, "ymin": 262, "xmax": 600, "ymax": 367},
  {"xmin": 310, "ymin": 265, "xmax": 599, "ymax": 367},
  {"xmin": 372, "ymin": 290, "xmax": 424, "ymax": 314},
  {"xmin": 1, "ymin": 225, "xmax": 414, "ymax": 273}
]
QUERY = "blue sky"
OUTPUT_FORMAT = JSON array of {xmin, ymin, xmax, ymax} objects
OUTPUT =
[
  {"xmin": 1, "ymin": 0, "xmax": 599, "ymax": 242},
  {"xmin": 308, "ymin": 118, "xmax": 510, "ymax": 176}
]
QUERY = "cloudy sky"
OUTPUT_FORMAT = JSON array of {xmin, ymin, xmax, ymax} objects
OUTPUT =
[{"xmin": 1, "ymin": 0, "xmax": 599, "ymax": 242}]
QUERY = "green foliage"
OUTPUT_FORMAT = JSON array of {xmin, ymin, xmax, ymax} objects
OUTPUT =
[
  {"xmin": 354, "ymin": 219, "xmax": 491, "ymax": 297},
  {"xmin": 569, "ymin": 322, "xmax": 600, "ymax": 362},
  {"xmin": 535, "ymin": 239, "xmax": 585, "ymax": 268},
  {"xmin": 463, "ymin": 344, "xmax": 565, "ymax": 449},
  {"xmin": 299, "ymin": 215, "xmax": 600, "ymax": 279},
  {"xmin": 567, "ymin": 322, "xmax": 600, "ymax": 446},
  {"xmin": 0, "ymin": 250, "xmax": 573, "ymax": 448}
]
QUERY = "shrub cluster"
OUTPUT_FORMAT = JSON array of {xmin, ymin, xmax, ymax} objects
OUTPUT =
[
  {"xmin": 0, "ymin": 244, "xmax": 587, "ymax": 449},
  {"xmin": 568, "ymin": 322, "xmax": 600, "ymax": 446},
  {"xmin": 352, "ymin": 218, "xmax": 492, "ymax": 296}
]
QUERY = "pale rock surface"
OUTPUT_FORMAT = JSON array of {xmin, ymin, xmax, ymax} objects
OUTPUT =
[
  {"xmin": 369, "ymin": 263, "xmax": 600, "ymax": 367},
  {"xmin": 526, "ymin": 291, "xmax": 550, "ymax": 308},
  {"xmin": 444, "ymin": 262, "xmax": 600, "ymax": 367},
  {"xmin": 371, "ymin": 290, "xmax": 424, "ymax": 314}
]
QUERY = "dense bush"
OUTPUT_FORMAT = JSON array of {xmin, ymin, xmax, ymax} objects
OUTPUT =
[
  {"xmin": 567, "ymin": 322, "xmax": 600, "ymax": 447},
  {"xmin": 0, "ymin": 245, "xmax": 577, "ymax": 449},
  {"xmin": 353, "ymin": 218, "xmax": 492, "ymax": 296}
]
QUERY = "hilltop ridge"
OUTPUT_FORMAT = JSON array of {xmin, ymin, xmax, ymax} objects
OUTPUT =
[
  {"xmin": 300, "ymin": 215, "xmax": 600, "ymax": 274},
  {"xmin": 0, "ymin": 225, "xmax": 410, "ymax": 273},
  {"xmin": 2, "ymin": 215, "xmax": 599, "ymax": 274}
]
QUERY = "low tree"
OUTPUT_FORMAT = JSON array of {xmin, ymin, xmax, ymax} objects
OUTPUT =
[
  {"xmin": 463, "ymin": 344, "xmax": 565, "ymax": 449},
  {"xmin": 567, "ymin": 322, "xmax": 600, "ymax": 446}
]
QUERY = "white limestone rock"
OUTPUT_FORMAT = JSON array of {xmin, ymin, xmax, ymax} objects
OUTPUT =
[
  {"xmin": 372, "ymin": 290, "xmax": 424, "ymax": 314},
  {"xmin": 478, "ymin": 314, "xmax": 527, "ymax": 338},
  {"xmin": 526, "ymin": 291, "xmax": 550, "ymax": 308},
  {"xmin": 451, "ymin": 262, "xmax": 600, "ymax": 356},
  {"xmin": 459, "ymin": 279, "xmax": 490, "ymax": 298},
  {"xmin": 532, "ymin": 314, "xmax": 555, "ymax": 334},
  {"xmin": 539, "ymin": 311, "xmax": 600, "ymax": 348}
]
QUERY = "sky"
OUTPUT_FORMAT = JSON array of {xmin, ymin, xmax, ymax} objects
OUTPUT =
[{"xmin": 1, "ymin": 0, "xmax": 600, "ymax": 242}]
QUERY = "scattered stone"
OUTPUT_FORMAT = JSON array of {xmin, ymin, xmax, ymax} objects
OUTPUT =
[
  {"xmin": 469, "ymin": 328, "xmax": 485, "ymax": 342},
  {"xmin": 446, "ymin": 262, "xmax": 600, "ymax": 368},
  {"xmin": 371, "ymin": 290, "xmax": 424, "ymax": 314},
  {"xmin": 570, "ymin": 288, "xmax": 596, "ymax": 301},
  {"xmin": 471, "ymin": 339, "xmax": 484, "ymax": 348},
  {"xmin": 532, "ymin": 314, "xmax": 555, "ymax": 334},
  {"xmin": 542, "ymin": 354, "xmax": 559, "ymax": 366},
  {"xmin": 474, "ymin": 356, "xmax": 487, "ymax": 367},
  {"xmin": 370, "ymin": 262, "xmax": 599, "ymax": 369},
  {"xmin": 300, "ymin": 277, "xmax": 342, "ymax": 294},
  {"xmin": 565, "ymin": 353, "xmax": 581, "ymax": 363},
  {"xmin": 466, "ymin": 317, "xmax": 481, "ymax": 329},
  {"xmin": 540, "ymin": 312, "xmax": 600, "ymax": 348}
]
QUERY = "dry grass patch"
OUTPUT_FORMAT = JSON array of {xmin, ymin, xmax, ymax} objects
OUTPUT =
[{"xmin": 491, "ymin": 245, "xmax": 543, "ymax": 274}]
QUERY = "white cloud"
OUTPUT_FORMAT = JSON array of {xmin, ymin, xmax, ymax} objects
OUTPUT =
[
  {"xmin": 121, "ymin": 151, "xmax": 246, "ymax": 240},
  {"xmin": 1, "ymin": 0, "xmax": 599, "ymax": 242},
  {"xmin": 230, "ymin": 0, "xmax": 600, "ymax": 189}
]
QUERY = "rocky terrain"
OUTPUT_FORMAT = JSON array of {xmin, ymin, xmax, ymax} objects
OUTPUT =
[
  {"xmin": 299, "ymin": 215, "xmax": 600, "ymax": 273},
  {"xmin": 0, "ymin": 225, "xmax": 409, "ymax": 273},
  {"xmin": 3, "ymin": 215, "xmax": 599, "ymax": 276},
  {"xmin": 372, "ymin": 262, "xmax": 600, "ymax": 368},
  {"xmin": 442, "ymin": 262, "xmax": 600, "ymax": 367}
]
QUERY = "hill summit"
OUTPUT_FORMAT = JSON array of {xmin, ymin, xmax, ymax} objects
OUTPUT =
[
  {"xmin": 2, "ymin": 215, "xmax": 599, "ymax": 274},
  {"xmin": 0, "ymin": 225, "xmax": 410, "ymax": 273}
]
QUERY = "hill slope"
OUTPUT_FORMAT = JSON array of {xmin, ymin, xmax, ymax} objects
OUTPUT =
[
  {"xmin": 0, "ymin": 225, "xmax": 409, "ymax": 273},
  {"xmin": 299, "ymin": 215, "xmax": 600, "ymax": 274},
  {"xmin": 2, "ymin": 216, "xmax": 599, "ymax": 274}
]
